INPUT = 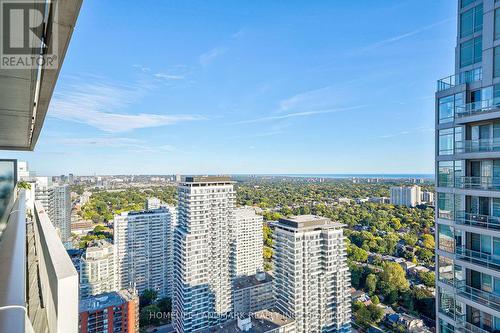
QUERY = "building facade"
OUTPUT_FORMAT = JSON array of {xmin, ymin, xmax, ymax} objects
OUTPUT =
[
  {"xmin": 421, "ymin": 191, "xmax": 435, "ymax": 205},
  {"xmin": 273, "ymin": 215, "xmax": 351, "ymax": 333},
  {"xmin": 233, "ymin": 272, "xmax": 274, "ymax": 316},
  {"xmin": 79, "ymin": 290, "xmax": 139, "ymax": 333},
  {"xmin": 50, "ymin": 184, "xmax": 72, "ymax": 248},
  {"xmin": 390, "ymin": 185, "xmax": 422, "ymax": 207},
  {"xmin": 232, "ymin": 207, "xmax": 264, "ymax": 277},
  {"xmin": 173, "ymin": 176, "xmax": 235, "ymax": 333},
  {"xmin": 435, "ymin": 1, "xmax": 500, "ymax": 333},
  {"xmin": 114, "ymin": 206, "xmax": 176, "ymax": 298},
  {"xmin": 79, "ymin": 240, "xmax": 116, "ymax": 298},
  {"xmin": 35, "ymin": 178, "xmax": 72, "ymax": 248}
]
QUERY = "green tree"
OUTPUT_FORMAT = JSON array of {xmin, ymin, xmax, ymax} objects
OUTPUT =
[
  {"xmin": 367, "ymin": 303, "xmax": 384, "ymax": 323},
  {"xmin": 263, "ymin": 246, "xmax": 273, "ymax": 260},
  {"xmin": 381, "ymin": 262, "xmax": 409, "ymax": 291},
  {"xmin": 18, "ymin": 181, "xmax": 31, "ymax": 190},
  {"xmin": 263, "ymin": 224, "xmax": 273, "ymax": 247},
  {"xmin": 140, "ymin": 289, "xmax": 158, "ymax": 307},
  {"xmin": 139, "ymin": 304, "xmax": 161, "ymax": 327},
  {"xmin": 365, "ymin": 274, "xmax": 378, "ymax": 294},
  {"xmin": 371, "ymin": 295, "xmax": 380, "ymax": 305},
  {"xmin": 348, "ymin": 244, "xmax": 368, "ymax": 263},
  {"xmin": 419, "ymin": 271, "xmax": 435, "ymax": 287},
  {"xmin": 354, "ymin": 304, "xmax": 372, "ymax": 328},
  {"xmin": 421, "ymin": 234, "xmax": 435, "ymax": 249}
]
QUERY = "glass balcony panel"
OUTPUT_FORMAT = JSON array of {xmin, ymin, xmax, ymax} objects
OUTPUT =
[
  {"xmin": 456, "ymin": 283, "xmax": 500, "ymax": 312},
  {"xmin": 455, "ymin": 245, "xmax": 500, "ymax": 270},
  {"xmin": 437, "ymin": 67, "xmax": 483, "ymax": 92},
  {"xmin": 455, "ymin": 139, "xmax": 500, "ymax": 154},
  {"xmin": 456, "ymin": 317, "xmax": 491, "ymax": 333},
  {"xmin": 455, "ymin": 211, "xmax": 500, "ymax": 231},
  {"xmin": 456, "ymin": 96, "xmax": 500, "ymax": 118},
  {"xmin": 459, "ymin": 177, "xmax": 500, "ymax": 191}
]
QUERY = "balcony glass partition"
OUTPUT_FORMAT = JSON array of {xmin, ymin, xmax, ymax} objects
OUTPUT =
[
  {"xmin": 0, "ymin": 159, "xmax": 17, "ymax": 239},
  {"xmin": 456, "ymin": 97, "xmax": 500, "ymax": 118},
  {"xmin": 437, "ymin": 67, "xmax": 482, "ymax": 92}
]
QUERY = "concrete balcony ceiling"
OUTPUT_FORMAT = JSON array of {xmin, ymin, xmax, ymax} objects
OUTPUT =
[{"xmin": 0, "ymin": 0, "xmax": 82, "ymax": 151}]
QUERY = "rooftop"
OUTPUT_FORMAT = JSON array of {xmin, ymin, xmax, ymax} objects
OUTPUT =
[
  {"xmin": 233, "ymin": 272, "xmax": 273, "ymax": 291},
  {"xmin": 79, "ymin": 290, "xmax": 136, "ymax": 313},
  {"xmin": 183, "ymin": 176, "xmax": 234, "ymax": 183},
  {"xmin": 277, "ymin": 214, "xmax": 344, "ymax": 230},
  {"xmin": 202, "ymin": 309, "xmax": 294, "ymax": 333}
]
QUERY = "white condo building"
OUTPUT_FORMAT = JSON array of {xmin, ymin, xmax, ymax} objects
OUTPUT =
[
  {"xmin": 114, "ymin": 205, "xmax": 176, "ymax": 298},
  {"xmin": 35, "ymin": 178, "xmax": 72, "ymax": 248},
  {"xmin": 232, "ymin": 207, "xmax": 264, "ymax": 277},
  {"xmin": 145, "ymin": 197, "xmax": 162, "ymax": 210},
  {"xmin": 390, "ymin": 185, "xmax": 422, "ymax": 207},
  {"xmin": 173, "ymin": 176, "xmax": 235, "ymax": 333},
  {"xmin": 79, "ymin": 239, "xmax": 116, "ymax": 298},
  {"xmin": 274, "ymin": 215, "xmax": 351, "ymax": 333}
]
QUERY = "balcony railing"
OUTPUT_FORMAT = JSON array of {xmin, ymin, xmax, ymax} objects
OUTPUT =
[
  {"xmin": 33, "ymin": 200, "xmax": 79, "ymax": 333},
  {"xmin": 456, "ymin": 317, "xmax": 491, "ymax": 333},
  {"xmin": 437, "ymin": 67, "xmax": 482, "ymax": 92},
  {"xmin": 0, "ymin": 186, "xmax": 78, "ymax": 333},
  {"xmin": 0, "ymin": 188, "xmax": 32, "ymax": 333},
  {"xmin": 455, "ymin": 97, "xmax": 500, "ymax": 119},
  {"xmin": 455, "ymin": 245, "xmax": 500, "ymax": 270},
  {"xmin": 458, "ymin": 176, "xmax": 500, "ymax": 191},
  {"xmin": 457, "ymin": 283, "xmax": 500, "ymax": 312},
  {"xmin": 455, "ymin": 139, "xmax": 500, "ymax": 153},
  {"xmin": 455, "ymin": 211, "xmax": 500, "ymax": 231}
]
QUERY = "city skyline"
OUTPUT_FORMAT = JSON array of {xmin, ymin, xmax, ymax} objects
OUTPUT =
[{"xmin": 2, "ymin": 0, "xmax": 454, "ymax": 175}]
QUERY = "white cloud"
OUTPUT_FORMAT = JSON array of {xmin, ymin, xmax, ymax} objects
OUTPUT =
[
  {"xmin": 154, "ymin": 73, "xmax": 184, "ymax": 80},
  {"xmin": 50, "ymin": 79, "xmax": 204, "ymax": 132},
  {"xmin": 199, "ymin": 47, "xmax": 227, "ymax": 66},
  {"xmin": 55, "ymin": 136, "xmax": 175, "ymax": 153},
  {"xmin": 360, "ymin": 17, "xmax": 454, "ymax": 52},
  {"xmin": 233, "ymin": 105, "xmax": 366, "ymax": 125},
  {"xmin": 278, "ymin": 86, "xmax": 337, "ymax": 113},
  {"xmin": 132, "ymin": 64, "xmax": 151, "ymax": 72},
  {"xmin": 378, "ymin": 127, "xmax": 434, "ymax": 139}
]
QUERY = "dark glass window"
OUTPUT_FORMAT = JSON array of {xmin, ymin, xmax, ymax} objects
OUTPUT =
[
  {"xmin": 461, "ymin": 0, "xmax": 475, "ymax": 7},
  {"xmin": 461, "ymin": 4, "xmax": 482, "ymax": 38},
  {"xmin": 495, "ymin": 46, "xmax": 500, "ymax": 77},
  {"xmin": 460, "ymin": 36, "xmax": 482, "ymax": 67}
]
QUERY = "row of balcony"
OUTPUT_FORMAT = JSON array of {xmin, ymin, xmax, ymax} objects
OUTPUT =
[{"xmin": 440, "ymin": 176, "xmax": 500, "ymax": 191}]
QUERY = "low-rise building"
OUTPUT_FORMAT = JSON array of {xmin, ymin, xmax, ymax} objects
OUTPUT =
[
  {"xmin": 233, "ymin": 272, "xmax": 274, "ymax": 316},
  {"xmin": 79, "ymin": 290, "xmax": 139, "ymax": 333},
  {"xmin": 201, "ymin": 309, "xmax": 295, "ymax": 333}
]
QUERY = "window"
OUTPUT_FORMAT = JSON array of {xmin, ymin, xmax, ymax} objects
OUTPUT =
[
  {"xmin": 496, "ymin": 9, "xmax": 500, "ymax": 40},
  {"xmin": 460, "ymin": 36, "xmax": 482, "ymax": 67},
  {"xmin": 438, "ymin": 288, "xmax": 456, "ymax": 318},
  {"xmin": 438, "ymin": 224, "xmax": 455, "ymax": 252},
  {"xmin": 439, "ymin": 93, "xmax": 464, "ymax": 123},
  {"xmin": 439, "ymin": 96, "xmax": 454, "ymax": 123},
  {"xmin": 438, "ymin": 193, "xmax": 454, "ymax": 220},
  {"xmin": 495, "ymin": 46, "xmax": 500, "ymax": 77},
  {"xmin": 439, "ymin": 128, "xmax": 454, "ymax": 155},
  {"xmin": 439, "ymin": 161, "xmax": 454, "ymax": 187},
  {"xmin": 461, "ymin": 0, "xmax": 475, "ymax": 8},
  {"xmin": 461, "ymin": 4, "xmax": 483, "ymax": 38},
  {"xmin": 438, "ymin": 255, "xmax": 454, "ymax": 284}
]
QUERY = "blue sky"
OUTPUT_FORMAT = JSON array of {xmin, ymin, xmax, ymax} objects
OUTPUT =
[{"xmin": 4, "ymin": 0, "xmax": 456, "ymax": 175}]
